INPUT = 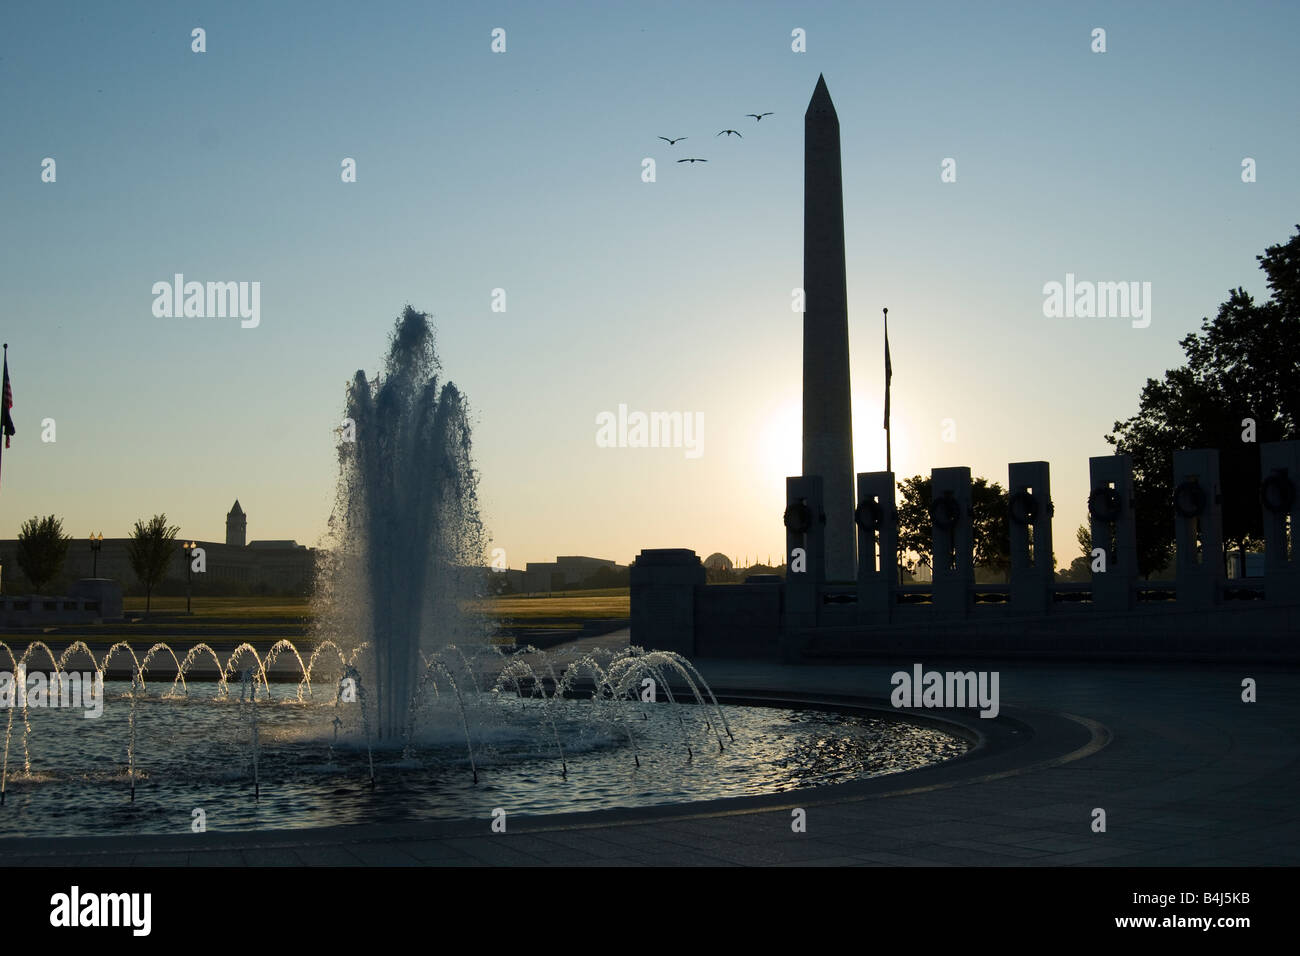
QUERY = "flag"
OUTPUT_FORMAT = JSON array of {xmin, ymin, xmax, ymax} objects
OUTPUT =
[
  {"xmin": 883, "ymin": 318, "xmax": 892, "ymax": 430},
  {"xmin": 1, "ymin": 352, "xmax": 13, "ymax": 448},
  {"xmin": 1, "ymin": 347, "xmax": 12, "ymax": 491}
]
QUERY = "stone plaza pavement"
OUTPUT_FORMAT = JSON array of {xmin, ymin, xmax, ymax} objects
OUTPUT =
[{"xmin": 4, "ymin": 635, "xmax": 1298, "ymax": 867}]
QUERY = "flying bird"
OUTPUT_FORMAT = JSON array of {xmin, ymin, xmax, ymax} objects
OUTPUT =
[
  {"xmin": 658, "ymin": 136, "xmax": 687, "ymax": 145},
  {"xmin": 676, "ymin": 157, "xmax": 708, "ymax": 163},
  {"xmin": 745, "ymin": 112, "xmax": 774, "ymax": 121},
  {"xmin": 716, "ymin": 129, "xmax": 743, "ymax": 137}
]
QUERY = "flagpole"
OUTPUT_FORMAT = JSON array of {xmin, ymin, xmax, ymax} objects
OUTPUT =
[{"xmin": 882, "ymin": 312, "xmax": 901, "ymax": 587}]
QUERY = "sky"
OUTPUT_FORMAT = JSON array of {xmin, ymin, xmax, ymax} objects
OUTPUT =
[{"xmin": 1, "ymin": 0, "xmax": 1297, "ymax": 569}]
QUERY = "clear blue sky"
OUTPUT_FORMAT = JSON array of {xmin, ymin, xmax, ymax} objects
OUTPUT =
[{"xmin": 2, "ymin": 0, "xmax": 1297, "ymax": 567}]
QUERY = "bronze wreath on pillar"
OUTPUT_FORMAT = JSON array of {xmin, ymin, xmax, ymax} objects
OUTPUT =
[
  {"xmin": 854, "ymin": 498, "xmax": 884, "ymax": 533},
  {"xmin": 1173, "ymin": 480, "xmax": 1207, "ymax": 519},
  {"xmin": 1087, "ymin": 486, "xmax": 1122, "ymax": 523},
  {"xmin": 1261, "ymin": 471, "xmax": 1295, "ymax": 514},
  {"xmin": 1008, "ymin": 490, "xmax": 1040, "ymax": 525},
  {"xmin": 930, "ymin": 493, "xmax": 961, "ymax": 531},
  {"xmin": 783, "ymin": 500, "xmax": 812, "ymax": 534}
]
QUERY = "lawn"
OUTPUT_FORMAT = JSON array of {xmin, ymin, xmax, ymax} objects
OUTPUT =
[
  {"xmin": 4, "ymin": 591, "xmax": 632, "ymax": 642},
  {"xmin": 503, "ymin": 587, "xmax": 629, "ymax": 599},
  {"xmin": 122, "ymin": 596, "xmax": 312, "ymax": 619},
  {"xmin": 111, "ymin": 591, "xmax": 629, "ymax": 629},
  {"xmin": 473, "ymin": 589, "xmax": 629, "ymax": 626}
]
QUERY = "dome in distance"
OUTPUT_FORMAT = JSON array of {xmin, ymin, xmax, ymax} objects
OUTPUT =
[{"xmin": 703, "ymin": 552, "xmax": 733, "ymax": 571}]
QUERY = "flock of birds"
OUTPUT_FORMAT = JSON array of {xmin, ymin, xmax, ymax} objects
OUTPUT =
[{"xmin": 660, "ymin": 112, "xmax": 773, "ymax": 164}]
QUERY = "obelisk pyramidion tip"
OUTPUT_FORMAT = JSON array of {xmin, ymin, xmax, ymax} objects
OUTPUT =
[{"xmin": 807, "ymin": 74, "xmax": 836, "ymax": 118}]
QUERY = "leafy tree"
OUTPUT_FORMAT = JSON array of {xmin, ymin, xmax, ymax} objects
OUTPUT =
[
  {"xmin": 896, "ymin": 475, "xmax": 1010, "ymax": 576},
  {"xmin": 1106, "ymin": 226, "xmax": 1300, "ymax": 576},
  {"xmin": 15, "ymin": 515, "xmax": 71, "ymax": 593},
  {"xmin": 127, "ymin": 514, "xmax": 179, "ymax": 615},
  {"xmin": 1057, "ymin": 524, "xmax": 1094, "ymax": 582}
]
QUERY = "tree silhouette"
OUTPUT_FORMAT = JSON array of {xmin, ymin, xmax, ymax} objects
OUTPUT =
[
  {"xmin": 127, "ymin": 514, "xmax": 179, "ymax": 616},
  {"xmin": 1056, "ymin": 524, "xmax": 1093, "ymax": 582},
  {"xmin": 896, "ymin": 475, "xmax": 1010, "ymax": 575},
  {"xmin": 15, "ymin": 514, "xmax": 71, "ymax": 593},
  {"xmin": 1107, "ymin": 226, "xmax": 1300, "ymax": 576}
]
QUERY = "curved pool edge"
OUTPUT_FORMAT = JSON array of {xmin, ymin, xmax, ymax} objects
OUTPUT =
[{"xmin": 0, "ymin": 692, "xmax": 1110, "ymax": 865}]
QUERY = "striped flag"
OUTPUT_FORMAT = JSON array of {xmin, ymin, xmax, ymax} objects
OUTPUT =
[{"xmin": 1, "ymin": 351, "xmax": 13, "ymax": 448}]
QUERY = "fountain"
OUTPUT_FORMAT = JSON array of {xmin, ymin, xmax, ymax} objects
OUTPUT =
[
  {"xmin": 0, "ymin": 307, "xmax": 970, "ymax": 838},
  {"xmin": 314, "ymin": 305, "xmax": 487, "ymax": 741}
]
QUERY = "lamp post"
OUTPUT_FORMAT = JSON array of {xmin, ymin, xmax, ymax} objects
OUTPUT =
[
  {"xmin": 182, "ymin": 541, "xmax": 197, "ymax": 614},
  {"xmin": 89, "ymin": 532, "xmax": 103, "ymax": 577}
]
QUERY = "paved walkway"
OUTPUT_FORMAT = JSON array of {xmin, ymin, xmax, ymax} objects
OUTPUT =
[{"xmin": 5, "ymin": 642, "xmax": 1297, "ymax": 866}]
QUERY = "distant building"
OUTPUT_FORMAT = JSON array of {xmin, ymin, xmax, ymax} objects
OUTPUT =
[
  {"xmin": 226, "ymin": 500, "xmax": 247, "ymax": 547},
  {"xmin": 1227, "ymin": 551, "xmax": 1265, "ymax": 578},
  {"xmin": 0, "ymin": 500, "xmax": 315, "ymax": 596},
  {"xmin": 523, "ymin": 555, "xmax": 627, "ymax": 593}
]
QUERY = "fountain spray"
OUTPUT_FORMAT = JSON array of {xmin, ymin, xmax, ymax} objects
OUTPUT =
[
  {"xmin": 243, "ymin": 669, "xmax": 261, "ymax": 801},
  {"xmin": 316, "ymin": 306, "xmax": 487, "ymax": 742}
]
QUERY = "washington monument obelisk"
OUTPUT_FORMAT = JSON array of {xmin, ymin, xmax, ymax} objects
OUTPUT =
[{"xmin": 803, "ymin": 74, "xmax": 856, "ymax": 580}]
